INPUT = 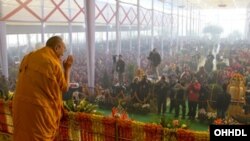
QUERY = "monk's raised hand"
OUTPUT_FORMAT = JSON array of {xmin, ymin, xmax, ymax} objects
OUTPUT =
[{"xmin": 63, "ymin": 55, "xmax": 73, "ymax": 70}]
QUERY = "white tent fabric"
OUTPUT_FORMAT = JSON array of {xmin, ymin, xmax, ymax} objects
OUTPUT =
[
  {"xmin": 0, "ymin": 0, "xmax": 170, "ymax": 26},
  {"xmin": 1, "ymin": 0, "xmax": 85, "ymax": 23}
]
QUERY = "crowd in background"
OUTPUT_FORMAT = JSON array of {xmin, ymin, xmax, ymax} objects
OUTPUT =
[{"xmin": 1, "ymin": 36, "xmax": 250, "ymax": 120}]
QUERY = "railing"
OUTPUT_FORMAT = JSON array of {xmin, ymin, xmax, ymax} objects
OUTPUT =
[{"xmin": 0, "ymin": 100, "xmax": 209, "ymax": 141}]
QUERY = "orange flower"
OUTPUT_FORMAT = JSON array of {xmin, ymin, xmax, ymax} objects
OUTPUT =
[
  {"xmin": 120, "ymin": 111, "xmax": 129, "ymax": 120},
  {"xmin": 111, "ymin": 107, "xmax": 118, "ymax": 118},
  {"xmin": 214, "ymin": 118, "xmax": 223, "ymax": 125}
]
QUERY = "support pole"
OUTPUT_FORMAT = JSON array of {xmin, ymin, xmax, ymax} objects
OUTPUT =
[
  {"xmin": 84, "ymin": 0, "xmax": 96, "ymax": 89},
  {"xmin": 0, "ymin": 21, "xmax": 8, "ymax": 79},
  {"xmin": 106, "ymin": 25, "xmax": 110, "ymax": 54},
  {"xmin": 170, "ymin": 0, "xmax": 173, "ymax": 56},
  {"xmin": 68, "ymin": 0, "xmax": 73, "ymax": 54},
  {"xmin": 106, "ymin": 3, "xmax": 110, "ymax": 54},
  {"xmin": 129, "ymin": 26, "xmax": 132, "ymax": 51},
  {"xmin": 186, "ymin": 0, "xmax": 189, "ymax": 37},
  {"xmin": 17, "ymin": 35, "xmax": 20, "ymax": 61},
  {"xmin": 151, "ymin": 0, "xmax": 154, "ymax": 51},
  {"xmin": 198, "ymin": 9, "xmax": 200, "ymax": 37},
  {"xmin": 189, "ymin": 5, "xmax": 192, "ymax": 36},
  {"xmin": 137, "ymin": 0, "xmax": 141, "ymax": 68},
  {"xmin": 161, "ymin": 0, "xmax": 164, "ymax": 59},
  {"xmin": 181, "ymin": 0, "xmax": 184, "ymax": 50},
  {"xmin": 41, "ymin": 0, "xmax": 45, "ymax": 44},
  {"xmin": 193, "ymin": 7, "xmax": 195, "ymax": 36},
  {"xmin": 27, "ymin": 34, "xmax": 31, "ymax": 49},
  {"xmin": 116, "ymin": 0, "xmax": 121, "ymax": 55},
  {"xmin": 176, "ymin": 5, "xmax": 179, "ymax": 53}
]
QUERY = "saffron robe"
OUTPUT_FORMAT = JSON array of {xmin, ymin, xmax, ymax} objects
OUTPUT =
[{"xmin": 13, "ymin": 47, "xmax": 68, "ymax": 141}]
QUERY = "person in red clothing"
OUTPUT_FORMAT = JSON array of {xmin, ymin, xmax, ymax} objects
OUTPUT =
[{"xmin": 187, "ymin": 77, "xmax": 201, "ymax": 120}]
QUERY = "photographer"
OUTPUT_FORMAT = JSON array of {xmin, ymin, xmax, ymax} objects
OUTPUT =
[
  {"xmin": 116, "ymin": 55, "xmax": 125, "ymax": 85},
  {"xmin": 148, "ymin": 48, "xmax": 161, "ymax": 79}
]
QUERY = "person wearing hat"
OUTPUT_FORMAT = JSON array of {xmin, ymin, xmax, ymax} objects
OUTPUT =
[{"xmin": 116, "ymin": 55, "xmax": 125, "ymax": 85}]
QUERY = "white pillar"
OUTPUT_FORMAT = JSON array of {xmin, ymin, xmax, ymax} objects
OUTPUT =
[
  {"xmin": 116, "ymin": 0, "xmax": 121, "ymax": 55},
  {"xmin": 181, "ymin": 1, "xmax": 184, "ymax": 36},
  {"xmin": 84, "ymin": 0, "xmax": 96, "ymax": 89},
  {"xmin": 36, "ymin": 34, "xmax": 39, "ymax": 43},
  {"xmin": 186, "ymin": 1, "xmax": 189, "ymax": 37},
  {"xmin": 106, "ymin": 25, "xmax": 110, "ymax": 54},
  {"xmin": 246, "ymin": 5, "xmax": 250, "ymax": 39},
  {"xmin": 151, "ymin": 0, "xmax": 154, "ymax": 50},
  {"xmin": 0, "ymin": 22, "xmax": 8, "ymax": 79},
  {"xmin": 176, "ymin": 6, "xmax": 179, "ymax": 52},
  {"xmin": 76, "ymin": 32, "xmax": 80, "ymax": 53},
  {"xmin": 137, "ymin": 0, "xmax": 141, "ymax": 68},
  {"xmin": 68, "ymin": 21, "xmax": 73, "ymax": 54},
  {"xmin": 27, "ymin": 34, "xmax": 31, "ymax": 49},
  {"xmin": 190, "ymin": 5, "xmax": 192, "ymax": 36},
  {"xmin": 161, "ymin": 0, "xmax": 164, "ymax": 59},
  {"xmin": 170, "ymin": 0, "xmax": 174, "ymax": 47},
  {"xmin": 193, "ymin": 7, "xmax": 195, "ymax": 36},
  {"xmin": 198, "ymin": 9, "xmax": 200, "ymax": 37},
  {"xmin": 181, "ymin": 0, "xmax": 184, "ymax": 50},
  {"xmin": 129, "ymin": 26, "xmax": 132, "ymax": 51},
  {"xmin": 17, "ymin": 35, "xmax": 20, "ymax": 59},
  {"xmin": 41, "ymin": 0, "xmax": 45, "ymax": 44},
  {"xmin": 106, "ymin": 4, "xmax": 110, "ymax": 54},
  {"xmin": 68, "ymin": 0, "xmax": 73, "ymax": 54}
]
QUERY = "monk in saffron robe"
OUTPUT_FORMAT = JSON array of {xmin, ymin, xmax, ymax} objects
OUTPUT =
[{"xmin": 13, "ymin": 36, "xmax": 73, "ymax": 141}]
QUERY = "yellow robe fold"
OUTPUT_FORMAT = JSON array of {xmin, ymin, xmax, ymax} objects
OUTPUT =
[{"xmin": 13, "ymin": 47, "xmax": 68, "ymax": 141}]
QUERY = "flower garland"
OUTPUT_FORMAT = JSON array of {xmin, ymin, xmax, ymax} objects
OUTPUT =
[
  {"xmin": 162, "ymin": 128, "xmax": 177, "ymax": 141},
  {"xmin": 54, "ymin": 114, "xmax": 70, "ymax": 141},
  {"xmin": 132, "ymin": 121, "xmax": 145, "ymax": 141},
  {"xmin": 0, "ymin": 100, "xmax": 9, "ymax": 134},
  {"xmin": 0, "ymin": 101, "xmax": 211, "ymax": 141},
  {"xmin": 144, "ymin": 123, "xmax": 162, "ymax": 141},
  {"xmin": 91, "ymin": 114, "xmax": 104, "ymax": 141},
  {"xmin": 68, "ymin": 112, "xmax": 80, "ymax": 141},
  {"xmin": 177, "ymin": 129, "xmax": 195, "ymax": 141},
  {"xmin": 193, "ymin": 131, "xmax": 209, "ymax": 141},
  {"xmin": 75, "ymin": 112, "xmax": 93, "ymax": 141},
  {"xmin": 102, "ymin": 117, "xmax": 116, "ymax": 141},
  {"xmin": 117, "ymin": 119, "xmax": 132, "ymax": 140},
  {"xmin": 8, "ymin": 101, "xmax": 12, "ymax": 115}
]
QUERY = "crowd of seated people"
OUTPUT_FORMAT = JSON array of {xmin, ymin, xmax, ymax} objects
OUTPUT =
[{"xmin": 2, "ymin": 37, "xmax": 250, "ymax": 120}]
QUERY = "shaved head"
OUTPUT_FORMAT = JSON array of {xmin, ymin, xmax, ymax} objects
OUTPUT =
[
  {"xmin": 46, "ymin": 36, "xmax": 63, "ymax": 48},
  {"xmin": 46, "ymin": 36, "xmax": 66, "ymax": 58}
]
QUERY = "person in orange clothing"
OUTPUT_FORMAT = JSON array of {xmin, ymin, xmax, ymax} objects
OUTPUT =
[{"xmin": 13, "ymin": 36, "xmax": 73, "ymax": 141}]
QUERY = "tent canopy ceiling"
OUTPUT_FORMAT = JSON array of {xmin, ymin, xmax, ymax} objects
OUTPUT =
[
  {"xmin": 162, "ymin": 0, "xmax": 250, "ymax": 9},
  {"xmin": 0, "ymin": 0, "xmax": 249, "ymax": 23}
]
